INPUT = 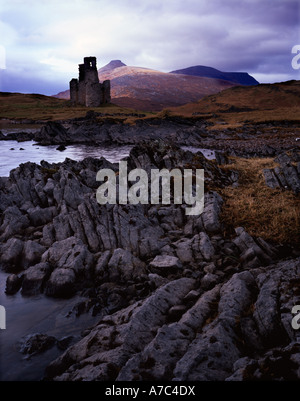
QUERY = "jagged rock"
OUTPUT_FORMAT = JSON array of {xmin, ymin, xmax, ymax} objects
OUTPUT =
[
  {"xmin": 149, "ymin": 255, "xmax": 183, "ymax": 275},
  {"xmin": 282, "ymin": 163, "xmax": 300, "ymax": 194},
  {"xmin": 42, "ymin": 256, "xmax": 300, "ymax": 380},
  {"xmin": 35, "ymin": 122, "xmax": 70, "ymax": 146},
  {"xmin": 233, "ymin": 227, "xmax": 276, "ymax": 268},
  {"xmin": 21, "ymin": 262, "xmax": 52, "ymax": 296},
  {"xmin": 200, "ymin": 273, "xmax": 219, "ymax": 290},
  {"xmin": 199, "ymin": 232, "xmax": 215, "ymax": 261},
  {"xmin": 22, "ymin": 240, "xmax": 46, "ymax": 270},
  {"xmin": 264, "ymin": 151, "xmax": 300, "ymax": 194},
  {"xmin": 174, "ymin": 232, "xmax": 215, "ymax": 264},
  {"xmin": 201, "ymin": 191, "xmax": 223, "ymax": 233},
  {"xmin": 0, "ymin": 206, "xmax": 30, "ymax": 241},
  {"xmin": 263, "ymin": 168, "xmax": 280, "ymax": 189},
  {"xmin": 182, "ymin": 290, "xmax": 200, "ymax": 304},
  {"xmin": 18, "ymin": 333, "xmax": 56, "ymax": 356},
  {"xmin": 47, "ymin": 259, "xmax": 300, "ymax": 381},
  {"xmin": 45, "ymin": 278, "xmax": 195, "ymax": 380},
  {"xmin": 117, "ymin": 285, "xmax": 221, "ymax": 381},
  {"xmin": 106, "ymin": 248, "xmax": 146, "ymax": 282},
  {"xmin": 41, "ymin": 236, "xmax": 94, "ymax": 277},
  {"xmin": 5, "ymin": 274, "xmax": 23, "ymax": 295},
  {"xmin": 148, "ymin": 273, "xmax": 169, "ymax": 289},
  {"xmin": 56, "ymin": 336, "xmax": 74, "ymax": 350},
  {"xmin": 0, "ymin": 237, "xmax": 24, "ymax": 272},
  {"xmin": 227, "ymin": 342, "xmax": 300, "ymax": 381},
  {"xmin": 173, "ymin": 271, "xmax": 256, "ymax": 381},
  {"xmin": 45, "ymin": 268, "xmax": 77, "ymax": 298},
  {"xmin": 252, "ymin": 257, "xmax": 300, "ymax": 347},
  {"xmin": 95, "ymin": 250, "xmax": 111, "ymax": 280},
  {"xmin": 274, "ymin": 152, "xmax": 292, "ymax": 165},
  {"xmin": 27, "ymin": 206, "xmax": 57, "ymax": 226}
]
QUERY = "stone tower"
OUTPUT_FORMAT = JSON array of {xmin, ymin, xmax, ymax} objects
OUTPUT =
[{"xmin": 70, "ymin": 57, "xmax": 111, "ymax": 107}]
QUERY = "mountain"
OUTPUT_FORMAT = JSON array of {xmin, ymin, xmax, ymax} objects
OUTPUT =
[
  {"xmin": 54, "ymin": 60, "xmax": 254, "ymax": 111},
  {"xmin": 170, "ymin": 65, "xmax": 259, "ymax": 86},
  {"xmin": 98, "ymin": 59, "xmax": 127, "ymax": 74},
  {"xmin": 97, "ymin": 63, "xmax": 237, "ymax": 111}
]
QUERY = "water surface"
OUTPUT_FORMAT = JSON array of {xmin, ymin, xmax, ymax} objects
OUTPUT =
[
  {"xmin": 0, "ymin": 140, "xmax": 133, "ymax": 177},
  {"xmin": 0, "ymin": 271, "xmax": 98, "ymax": 381}
]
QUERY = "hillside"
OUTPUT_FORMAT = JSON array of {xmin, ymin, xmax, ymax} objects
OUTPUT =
[
  {"xmin": 98, "ymin": 65, "xmax": 236, "ymax": 111},
  {"xmin": 168, "ymin": 80, "xmax": 300, "ymax": 127},
  {"xmin": 170, "ymin": 65, "xmax": 259, "ymax": 86}
]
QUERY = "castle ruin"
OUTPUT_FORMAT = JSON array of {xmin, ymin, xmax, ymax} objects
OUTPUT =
[{"xmin": 70, "ymin": 57, "xmax": 111, "ymax": 107}]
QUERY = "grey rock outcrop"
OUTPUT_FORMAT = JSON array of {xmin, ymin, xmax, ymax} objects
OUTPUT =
[
  {"xmin": 263, "ymin": 152, "xmax": 300, "ymax": 194},
  {"xmin": 44, "ymin": 257, "xmax": 300, "ymax": 381}
]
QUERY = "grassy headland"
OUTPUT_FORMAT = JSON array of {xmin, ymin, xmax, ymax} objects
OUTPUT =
[{"xmin": 0, "ymin": 92, "xmax": 154, "ymax": 122}]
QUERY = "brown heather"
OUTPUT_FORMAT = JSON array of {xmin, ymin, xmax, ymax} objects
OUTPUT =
[{"xmin": 219, "ymin": 156, "xmax": 300, "ymax": 246}]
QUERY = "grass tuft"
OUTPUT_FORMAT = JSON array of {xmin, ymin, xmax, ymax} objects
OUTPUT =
[{"xmin": 219, "ymin": 157, "xmax": 300, "ymax": 246}]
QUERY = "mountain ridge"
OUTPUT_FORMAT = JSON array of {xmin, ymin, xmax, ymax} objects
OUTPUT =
[
  {"xmin": 170, "ymin": 65, "xmax": 259, "ymax": 86},
  {"xmin": 54, "ymin": 60, "xmax": 258, "ymax": 110}
]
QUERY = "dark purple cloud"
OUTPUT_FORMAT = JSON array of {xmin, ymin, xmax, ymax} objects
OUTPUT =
[{"xmin": 0, "ymin": 0, "xmax": 299, "ymax": 95}]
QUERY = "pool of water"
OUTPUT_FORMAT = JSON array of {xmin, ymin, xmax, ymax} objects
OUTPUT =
[
  {"xmin": 0, "ymin": 271, "xmax": 99, "ymax": 381},
  {"xmin": 0, "ymin": 142, "xmax": 216, "ymax": 178},
  {"xmin": 0, "ymin": 140, "xmax": 133, "ymax": 177}
]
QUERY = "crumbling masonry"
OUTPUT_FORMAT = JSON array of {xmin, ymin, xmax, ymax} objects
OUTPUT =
[{"xmin": 70, "ymin": 57, "xmax": 111, "ymax": 107}]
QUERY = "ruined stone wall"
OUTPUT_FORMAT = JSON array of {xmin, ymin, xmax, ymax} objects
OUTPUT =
[
  {"xmin": 69, "ymin": 57, "xmax": 111, "ymax": 107},
  {"xmin": 69, "ymin": 79, "xmax": 78, "ymax": 104},
  {"xmin": 101, "ymin": 80, "xmax": 111, "ymax": 104}
]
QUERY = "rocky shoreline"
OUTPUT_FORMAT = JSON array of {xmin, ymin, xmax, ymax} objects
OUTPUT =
[
  {"xmin": 0, "ymin": 124, "xmax": 300, "ymax": 381},
  {"xmin": 1, "ymin": 114, "xmax": 299, "ymax": 158}
]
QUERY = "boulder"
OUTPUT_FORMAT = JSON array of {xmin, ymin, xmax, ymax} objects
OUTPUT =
[
  {"xmin": 0, "ymin": 206, "xmax": 29, "ymax": 241},
  {"xmin": 106, "ymin": 248, "xmax": 146, "ymax": 282},
  {"xmin": 27, "ymin": 206, "xmax": 56, "ymax": 226},
  {"xmin": 35, "ymin": 122, "xmax": 70, "ymax": 145},
  {"xmin": 18, "ymin": 333, "xmax": 56, "ymax": 356},
  {"xmin": 149, "ymin": 255, "xmax": 183, "ymax": 276},
  {"xmin": 0, "ymin": 237, "xmax": 24, "ymax": 272},
  {"xmin": 22, "ymin": 240, "xmax": 47, "ymax": 270},
  {"xmin": 21, "ymin": 262, "xmax": 52, "ymax": 296},
  {"xmin": 5, "ymin": 274, "xmax": 23, "ymax": 295},
  {"xmin": 201, "ymin": 191, "xmax": 223, "ymax": 233},
  {"xmin": 41, "ymin": 236, "xmax": 94, "ymax": 276},
  {"xmin": 45, "ymin": 268, "xmax": 76, "ymax": 298}
]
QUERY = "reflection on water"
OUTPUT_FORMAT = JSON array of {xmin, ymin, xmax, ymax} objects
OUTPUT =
[
  {"xmin": 0, "ymin": 144, "xmax": 216, "ymax": 178},
  {"xmin": 0, "ymin": 271, "xmax": 98, "ymax": 381},
  {"xmin": 0, "ymin": 140, "xmax": 133, "ymax": 177}
]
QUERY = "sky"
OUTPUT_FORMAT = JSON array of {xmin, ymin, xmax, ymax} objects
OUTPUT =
[{"xmin": 0, "ymin": 0, "xmax": 299, "ymax": 95}]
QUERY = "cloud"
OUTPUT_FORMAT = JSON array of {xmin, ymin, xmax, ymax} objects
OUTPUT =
[{"xmin": 0, "ymin": 0, "xmax": 299, "ymax": 94}]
